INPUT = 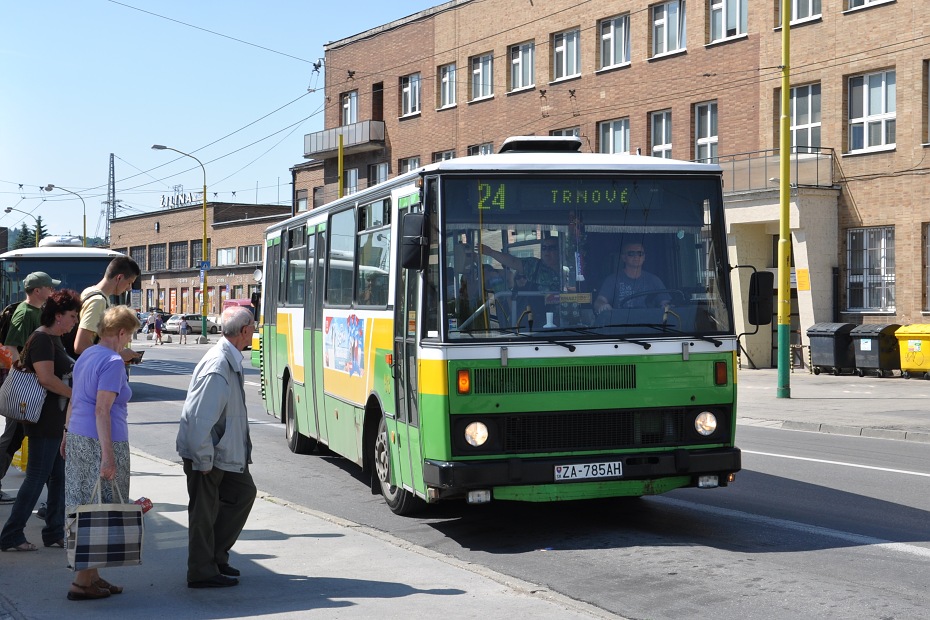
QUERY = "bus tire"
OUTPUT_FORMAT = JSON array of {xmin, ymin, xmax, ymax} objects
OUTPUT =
[
  {"xmin": 285, "ymin": 379, "xmax": 314, "ymax": 454},
  {"xmin": 375, "ymin": 415, "xmax": 423, "ymax": 516}
]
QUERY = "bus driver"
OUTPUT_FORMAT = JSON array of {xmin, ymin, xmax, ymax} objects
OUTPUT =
[{"xmin": 594, "ymin": 241, "xmax": 670, "ymax": 314}]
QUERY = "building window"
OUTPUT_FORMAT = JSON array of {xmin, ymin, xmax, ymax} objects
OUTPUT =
[
  {"xmin": 550, "ymin": 127, "xmax": 580, "ymax": 137},
  {"xmin": 552, "ymin": 29, "xmax": 581, "ymax": 80},
  {"xmin": 781, "ymin": 0, "xmax": 822, "ymax": 23},
  {"xmin": 848, "ymin": 69, "xmax": 895, "ymax": 152},
  {"xmin": 399, "ymin": 157, "xmax": 420, "ymax": 174},
  {"xmin": 847, "ymin": 226, "xmax": 894, "ymax": 311},
  {"xmin": 344, "ymin": 168, "xmax": 358, "ymax": 195},
  {"xmin": 439, "ymin": 63, "xmax": 456, "ymax": 108},
  {"xmin": 791, "ymin": 83, "xmax": 821, "ymax": 153},
  {"xmin": 652, "ymin": 1, "xmax": 687, "ymax": 56},
  {"xmin": 190, "ymin": 239, "xmax": 211, "ymax": 268},
  {"xmin": 130, "ymin": 246, "xmax": 146, "ymax": 271},
  {"xmin": 368, "ymin": 162, "xmax": 389, "ymax": 186},
  {"xmin": 238, "ymin": 244, "xmax": 262, "ymax": 264},
  {"xmin": 599, "ymin": 14, "xmax": 631, "ymax": 69},
  {"xmin": 169, "ymin": 241, "xmax": 188, "ymax": 270},
  {"xmin": 695, "ymin": 101, "xmax": 718, "ymax": 162},
  {"xmin": 467, "ymin": 143, "xmax": 494, "ymax": 156},
  {"xmin": 341, "ymin": 90, "xmax": 357, "ymax": 125},
  {"xmin": 216, "ymin": 247, "xmax": 236, "ymax": 267},
  {"xmin": 509, "ymin": 41, "xmax": 535, "ymax": 91},
  {"xmin": 471, "ymin": 53, "xmax": 494, "ymax": 100},
  {"xmin": 598, "ymin": 118, "xmax": 630, "ymax": 154},
  {"xmin": 432, "ymin": 150, "xmax": 456, "ymax": 162},
  {"xmin": 848, "ymin": 0, "xmax": 890, "ymax": 7},
  {"xmin": 401, "ymin": 73, "xmax": 421, "ymax": 116},
  {"xmin": 710, "ymin": 0, "xmax": 747, "ymax": 42},
  {"xmin": 148, "ymin": 244, "xmax": 166, "ymax": 272},
  {"xmin": 651, "ymin": 110, "xmax": 672, "ymax": 158}
]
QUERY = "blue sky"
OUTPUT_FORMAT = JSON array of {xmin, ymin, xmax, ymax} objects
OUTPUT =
[{"xmin": 0, "ymin": 0, "xmax": 437, "ymax": 241}]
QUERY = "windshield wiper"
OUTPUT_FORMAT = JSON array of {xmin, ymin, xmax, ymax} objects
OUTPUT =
[
  {"xmin": 623, "ymin": 323, "xmax": 723, "ymax": 347},
  {"xmin": 556, "ymin": 326, "xmax": 652, "ymax": 350}
]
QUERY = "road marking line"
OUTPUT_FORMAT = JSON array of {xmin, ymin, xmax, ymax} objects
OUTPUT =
[
  {"xmin": 245, "ymin": 380, "xmax": 261, "ymax": 386},
  {"xmin": 657, "ymin": 496, "xmax": 930, "ymax": 559},
  {"xmin": 744, "ymin": 449, "xmax": 930, "ymax": 478}
]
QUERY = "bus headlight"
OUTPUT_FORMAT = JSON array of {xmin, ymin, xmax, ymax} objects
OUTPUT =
[
  {"xmin": 464, "ymin": 421, "xmax": 489, "ymax": 447},
  {"xmin": 694, "ymin": 411, "xmax": 717, "ymax": 436}
]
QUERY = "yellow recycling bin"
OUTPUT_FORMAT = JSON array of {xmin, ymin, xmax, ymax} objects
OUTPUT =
[
  {"xmin": 895, "ymin": 324, "xmax": 930, "ymax": 379},
  {"xmin": 11, "ymin": 435, "xmax": 28, "ymax": 471}
]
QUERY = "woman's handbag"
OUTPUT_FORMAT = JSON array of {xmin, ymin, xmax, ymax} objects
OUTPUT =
[
  {"xmin": 0, "ymin": 335, "xmax": 47, "ymax": 422},
  {"xmin": 67, "ymin": 480, "xmax": 144, "ymax": 571}
]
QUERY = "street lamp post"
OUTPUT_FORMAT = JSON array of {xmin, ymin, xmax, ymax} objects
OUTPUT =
[
  {"xmin": 44, "ymin": 185, "xmax": 86, "ymax": 247},
  {"xmin": 4, "ymin": 207, "xmax": 40, "ymax": 246},
  {"xmin": 151, "ymin": 144, "xmax": 209, "ymax": 342}
]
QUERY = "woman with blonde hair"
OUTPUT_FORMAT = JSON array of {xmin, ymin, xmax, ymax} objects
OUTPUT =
[{"xmin": 63, "ymin": 305, "xmax": 140, "ymax": 601}]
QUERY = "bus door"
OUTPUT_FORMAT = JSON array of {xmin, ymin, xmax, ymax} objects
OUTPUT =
[
  {"xmin": 307, "ymin": 227, "xmax": 328, "ymax": 443},
  {"xmin": 263, "ymin": 236, "xmax": 283, "ymax": 417},
  {"xmin": 392, "ymin": 258, "xmax": 420, "ymax": 489}
]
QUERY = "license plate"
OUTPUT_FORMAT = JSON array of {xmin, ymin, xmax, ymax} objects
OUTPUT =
[{"xmin": 554, "ymin": 461, "xmax": 623, "ymax": 481}]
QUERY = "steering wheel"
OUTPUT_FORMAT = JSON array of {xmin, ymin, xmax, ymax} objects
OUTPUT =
[{"xmin": 613, "ymin": 289, "xmax": 684, "ymax": 309}]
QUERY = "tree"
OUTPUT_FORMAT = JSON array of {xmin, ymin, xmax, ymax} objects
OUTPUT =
[
  {"xmin": 32, "ymin": 216, "xmax": 50, "ymax": 243},
  {"xmin": 11, "ymin": 223, "xmax": 33, "ymax": 250}
]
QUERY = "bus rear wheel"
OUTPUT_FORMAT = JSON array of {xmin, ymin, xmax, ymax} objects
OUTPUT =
[
  {"xmin": 285, "ymin": 379, "xmax": 314, "ymax": 454},
  {"xmin": 375, "ymin": 415, "xmax": 423, "ymax": 515}
]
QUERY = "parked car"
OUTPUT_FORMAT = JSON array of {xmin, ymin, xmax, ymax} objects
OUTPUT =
[{"xmin": 165, "ymin": 313, "xmax": 218, "ymax": 334}]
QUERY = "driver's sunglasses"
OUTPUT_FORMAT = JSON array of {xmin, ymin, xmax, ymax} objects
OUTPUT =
[{"xmin": 625, "ymin": 250, "xmax": 645, "ymax": 257}]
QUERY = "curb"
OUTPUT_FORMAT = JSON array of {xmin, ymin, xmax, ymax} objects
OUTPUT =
[{"xmin": 739, "ymin": 418, "xmax": 930, "ymax": 444}]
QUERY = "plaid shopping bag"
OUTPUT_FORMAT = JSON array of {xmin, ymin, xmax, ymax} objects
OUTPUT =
[{"xmin": 67, "ymin": 480, "xmax": 144, "ymax": 571}]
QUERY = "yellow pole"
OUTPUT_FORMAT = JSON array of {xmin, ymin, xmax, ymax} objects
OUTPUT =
[
  {"xmin": 338, "ymin": 133, "xmax": 344, "ymax": 199},
  {"xmin": 777, "ymin": 3, "xmax": 792, "ymax": 398}
]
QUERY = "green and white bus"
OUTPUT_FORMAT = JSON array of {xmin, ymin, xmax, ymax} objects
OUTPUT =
[{"xmin": 257, "ymin": 136, "xmax": 769, "ymax": 514}]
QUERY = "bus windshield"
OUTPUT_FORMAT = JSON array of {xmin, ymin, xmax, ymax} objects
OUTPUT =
[{"xmin": 436, "ymin": 174, "xmax": 732, "ymax": 339}]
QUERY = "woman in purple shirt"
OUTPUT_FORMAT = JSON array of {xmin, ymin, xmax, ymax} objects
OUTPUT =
[{"xmin": 63, "ymin": 305, "xmax": 140, "ymax": 601}]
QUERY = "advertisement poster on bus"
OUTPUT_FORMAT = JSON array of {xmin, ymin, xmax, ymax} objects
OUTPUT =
[{"xmin": 324, "ymin": 313, "xmax": 364, "ymax": 377}]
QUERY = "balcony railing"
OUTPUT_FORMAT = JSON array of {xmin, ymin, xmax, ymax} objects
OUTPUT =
[
  {"xmin": 304, "ymin": 120, "xmax": 386, "ymax": 159},
  {"xmin": 703, "ymin": 147, "xmax": 836, "ymax": 193}
]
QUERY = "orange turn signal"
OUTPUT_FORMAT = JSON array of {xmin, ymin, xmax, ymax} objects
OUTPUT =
[
  {"xmin": 385, "ymin": 353, "xmax": 393, "ymax": 366},
  {"xmin": 714, "ymin": 361, "xmax": 728, "ymax": 386},
  {"xmin": 457, "ymin": 369, "xmax": 471, "ymax": 394}
]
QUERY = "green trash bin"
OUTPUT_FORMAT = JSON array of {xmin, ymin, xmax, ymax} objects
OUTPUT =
[
  {"xmin": 850, "ymin": 323, "xmax": 900, "ymax": 378},
  {"xmin": 806, "ymin": 322, "xmax": 855, "ymax": 375}
]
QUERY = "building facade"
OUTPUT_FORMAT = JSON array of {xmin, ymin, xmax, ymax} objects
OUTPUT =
[
  {"xmin": 110, "ymin": 201, "xmax": 290, "ymax": 317},
  {"xmin": 296, "ymin": 0, "xmax": 930, "ymax": 367}
]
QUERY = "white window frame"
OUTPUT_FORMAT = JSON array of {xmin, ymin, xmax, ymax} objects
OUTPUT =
[
  {"xmin": 509, "ymin": 41, "xmax": 535, "ymax": 91},
  {"xmin": 401, "ymin": 73, "xmax": 421, "ymax": 116},
  {"xmin": 652, "ymin": 1, "xmax": 687, "ymax": 57},
  {"xmin": 651, "ymin": 110, "xmax": 672, "ymax": 158},
  {"xmin": 550, "ymin": 127, "xmax": 580, "ymax": 137},
  {"xmin": 467, "ymin": 143, "xmax": 494, "ymax": 156},
  {"xmin": 848, "ymin": 69, "xmax": 896, "ymax": 153},
  {"xmin": 341, "ymin": 90, "xmax": 358, "ymax": 125},
  {"xmin": 439, "ymin": 63, "xmax": 456, "ymax": 108},
  {"xmin": 216, "ymin": 247, "xmax": 237, "ymax": 267},
  {"xmin": 368, "ymin": 162, "xmax": 388, "ymax": 186},
  {"xmin": 847, "ymin": 0, "xmax": 892, "ymax": 9},
  {"xmin": 695, "ymin": 101, "xmax": 718, "ymax": 162},
  {"xmin": 471, "ymin": 53, "xmax": 494, "ymax": 100},
  {"xmin": 710, "ymin": 0, "xmax": 747, "ymax": 42},
  {"xmin": 790, "ymin": 83, "xmax": 821, "ymax": 153},
  {"xmin": 432, "ymin": 150, "xmax": 456, "ymax": 162},
  {"xmin": 238, "ymin": 244, "xmax": 262, "ymax": 265},
  {"xmin": 598, "ymin": 118, "xmax": 630, "ymax": 154},
  {"xmin": 344, "ymin": 168, "xmax": 358, "ymax": 195},
  {"xmin": 846, "ymin": 226, "xmax": 895, "ymax": 311},
  {"xmin": 399, "ymin": 157, "xmax": 420, "ymax": 174},
  {"xmin": 599, "ymin": 14, "xmax": 631, "ymax": 69},
  {"xmin": 553, "ymin": 29, "xmax": 581, "ymax": 80}
]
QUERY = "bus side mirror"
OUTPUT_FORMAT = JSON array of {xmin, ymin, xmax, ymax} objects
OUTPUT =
[
  {"xmin": 401, "ymin": 212, "xmax": 429, "ymax": 270},
  {"xmin": 747, "ymin": 270, "xmax": 774, "ymax": 326}
]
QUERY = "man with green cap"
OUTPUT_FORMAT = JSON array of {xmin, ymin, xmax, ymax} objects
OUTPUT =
[{"xmin": 0, "ymin": 271, "xmax": 60, "ymax": 503}]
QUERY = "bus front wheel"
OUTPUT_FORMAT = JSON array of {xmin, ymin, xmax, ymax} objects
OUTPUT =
[
  {"xmin": 375, "ymin": 415, "xmax": 423, "ymax": 515},
  {"xmin": 285, "ymin": 379, "xmax": 315, "ymax": 454}
]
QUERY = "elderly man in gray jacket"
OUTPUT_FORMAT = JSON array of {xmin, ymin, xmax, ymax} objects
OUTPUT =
[{"xmin": 177, "ymin": 306, "xmax": 257, "ymax": 589}]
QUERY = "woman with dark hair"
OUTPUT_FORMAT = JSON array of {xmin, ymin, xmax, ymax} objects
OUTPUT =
[
  {"xmin": 64, "ymin": 305, "xmax": 140, "ymax": 600},
  {"xmin": 0, "ymin": 289, "xmax": 80, "ymax": 552}
]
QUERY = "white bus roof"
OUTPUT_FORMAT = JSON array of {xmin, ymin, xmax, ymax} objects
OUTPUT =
[{"xmin": 0, "ymin": 246, "xmax": 124, "ymax": 260}]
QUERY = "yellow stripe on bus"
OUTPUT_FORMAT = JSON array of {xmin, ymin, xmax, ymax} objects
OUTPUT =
[
  {"xmin": 419, "ymin": 359, "xmax": 448, "ymax": 396},
  {"xmin": 276, "ymin": 312, "xmax": 305, "ymax": 384}
]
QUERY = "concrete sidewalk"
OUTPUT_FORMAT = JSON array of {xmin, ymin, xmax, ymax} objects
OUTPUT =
[{"xmin": 0, "ymin": 450, "xmax": 611, "ymax": 620}]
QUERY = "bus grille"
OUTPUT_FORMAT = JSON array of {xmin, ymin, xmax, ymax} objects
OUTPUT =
[
  {"xmin": 471, "ymin": 364, "xmax": 635, "ymax": 394},
  {"xmin": 502, "ymin": 408, "xmax": 692, "ymax": 453}
]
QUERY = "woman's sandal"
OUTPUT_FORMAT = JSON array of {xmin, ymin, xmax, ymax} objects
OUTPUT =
[
  {"xmin": 1, "ymin": 541, "xmax": 37, "ymax": 552},
  {"xmin": 67, "ymin": 582, "xmax": 111, "ymax": 600},
  {"xmin": 93, "ymin": 578, "xmax": 123, "ymax": 594}
]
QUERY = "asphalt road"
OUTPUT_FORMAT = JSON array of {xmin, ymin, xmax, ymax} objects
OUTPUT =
[{"xmin": 128, "ymin": 341, "xmax": 930, "ymax": 619}]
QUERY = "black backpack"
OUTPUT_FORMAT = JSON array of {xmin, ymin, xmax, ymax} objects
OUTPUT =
[
  {"xmin": 62, "ymin": 291, "xmax": 107, "ymax": 359},
  {"xmin": 0, "ymin": 302, "xmax": 20, "ymax": 345}
]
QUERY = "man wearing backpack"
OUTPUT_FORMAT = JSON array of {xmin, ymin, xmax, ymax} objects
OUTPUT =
[{"xmin": 0, "ymin": 271, "xmax": 59, "ymax": 503}]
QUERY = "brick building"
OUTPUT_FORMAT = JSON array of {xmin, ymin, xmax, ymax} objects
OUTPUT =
[
  {"xmin": 294, "ymin": 0, "xmax": 929, "ymax": 367},
  {"xmin": 110, "ymin": 201, "xmax": 290, "ymax": 317}
]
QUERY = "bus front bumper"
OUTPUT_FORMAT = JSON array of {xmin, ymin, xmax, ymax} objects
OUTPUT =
[{"xmin": 423, "ymin": 447, "xmax": 741, "ymax": 491}]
